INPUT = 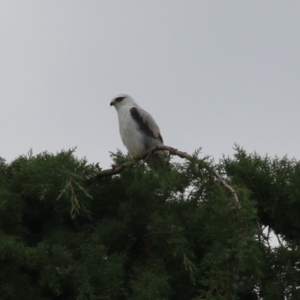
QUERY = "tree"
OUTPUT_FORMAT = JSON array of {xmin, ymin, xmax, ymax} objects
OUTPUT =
[{"xmin": 0, "ymin": 146, "xmax": 299, "ymax": 299}]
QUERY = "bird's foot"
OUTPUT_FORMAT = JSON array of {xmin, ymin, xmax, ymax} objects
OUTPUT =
[{"xmin": 131, "ymin": 155, "xmax": 140, "ymax": 161}]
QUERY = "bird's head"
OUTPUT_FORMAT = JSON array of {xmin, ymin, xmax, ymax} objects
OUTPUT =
[{"xmin": 110, "ymin": 94, "xmax": 137, "ymax": 111}]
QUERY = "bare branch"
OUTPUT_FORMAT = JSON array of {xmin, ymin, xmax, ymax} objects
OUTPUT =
[
  {"xmin": 97, "ymin": 145, "xmax": 240, "ymax": 207},
  {"xmin": 96, "ymin": 160, "xmax": 136, "ymax": 177},
  {"xmin": 212, "ymin": 170, "xmax": 240, "ymax": 208},
  {"xmin": 275, "ymin": 233, "xmax": 284, "ymax": 247},
  {"xmin": 266, "ymin": 226, "xmax": 271, "ymax": 248}
]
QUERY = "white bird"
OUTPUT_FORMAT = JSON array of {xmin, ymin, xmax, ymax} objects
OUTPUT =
[{"xmin": 110, "ymin": 94, "xmax": 168, "ymax": 170}]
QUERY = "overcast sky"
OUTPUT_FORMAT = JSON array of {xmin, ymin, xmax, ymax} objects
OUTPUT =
[{"xmin": 1, "ymin": 1, "xmax": 299, "ymax": 167}]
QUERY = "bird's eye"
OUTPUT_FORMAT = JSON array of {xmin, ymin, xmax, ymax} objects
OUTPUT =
[{"xmin": 115, "ymin": 96, "xmax": 126, "ymax": 103}]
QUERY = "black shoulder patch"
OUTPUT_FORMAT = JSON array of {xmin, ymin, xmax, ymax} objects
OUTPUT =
[{"xmin": 130, "ymin": 107, "xmax": 159, "ymax": 140}]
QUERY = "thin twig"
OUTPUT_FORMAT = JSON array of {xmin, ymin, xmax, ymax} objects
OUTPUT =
[
  {"xmin": 266, "ymin": 226, "xmax": 271, "ymax": 248},
  {"xmin": 212, "ymin": 170, "xmax": 240, "ymax": 208},
  {"xmin": 97, "ymin": 145, "xmax": 240, "ymax": 207},
  {"xmin": 275, "ymin": 233, "xmax": 284, "ymax": 247}
]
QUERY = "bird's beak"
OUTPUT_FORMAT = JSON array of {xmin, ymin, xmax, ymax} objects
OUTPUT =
[{"xmin": 110, "ymin": 100, "xmax": 115, "ymax": 106}]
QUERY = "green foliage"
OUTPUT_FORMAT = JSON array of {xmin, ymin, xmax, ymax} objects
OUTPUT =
[
  {"xmin": 0, "ymin": 147, "xmax": 299, "ymax": 299},
  {"xmin": 222, "ymin": 145, "xmax": 300, "ymax": 299}
]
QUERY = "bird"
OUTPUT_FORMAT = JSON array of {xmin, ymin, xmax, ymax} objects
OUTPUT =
[{"xmin": 110, "ymin": 94, "xmax": 168, "ymax": 170}]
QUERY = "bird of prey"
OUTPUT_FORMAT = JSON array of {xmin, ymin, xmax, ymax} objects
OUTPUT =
[{"xmin": 110, "ymin": 94, "xmax": 168, "ymax": 170}]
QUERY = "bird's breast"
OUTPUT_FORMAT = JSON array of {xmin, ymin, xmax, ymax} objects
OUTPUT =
[{"xmin": 118, "ymin": 108, "xmax": 146, "ymax": 156}]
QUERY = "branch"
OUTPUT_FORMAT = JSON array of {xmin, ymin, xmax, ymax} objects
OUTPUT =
[
  {"xmin": 212, "ymin": 170, "xmax": 240, "ymax": 208},
  {"xmin": 266, "ymin": 226, "xmax": 272, "ymax": 248},
  {"xmin": 275, "ymin": 233, "xmax": 284, "ymax": 247},
  {"xmin": 95, "ymin": 159, "xmax": 136, "ymax": 177},
  {"xmin": 97, "ymin": 145, "xmax": 240, "ymax": 207}
]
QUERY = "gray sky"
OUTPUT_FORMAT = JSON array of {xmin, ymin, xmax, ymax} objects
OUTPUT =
[{"xmin": 1, "ymin": 1, "xmax": 299, "ymax": 168}]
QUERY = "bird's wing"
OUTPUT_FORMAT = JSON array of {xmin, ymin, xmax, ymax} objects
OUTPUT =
[
  {"xmin": 130, "ymin": 105, "xmax": 169, "ymax": 170},
  {"xmin": 130, "ymin": 106, "xmax": 163, "ymax": 147}
]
